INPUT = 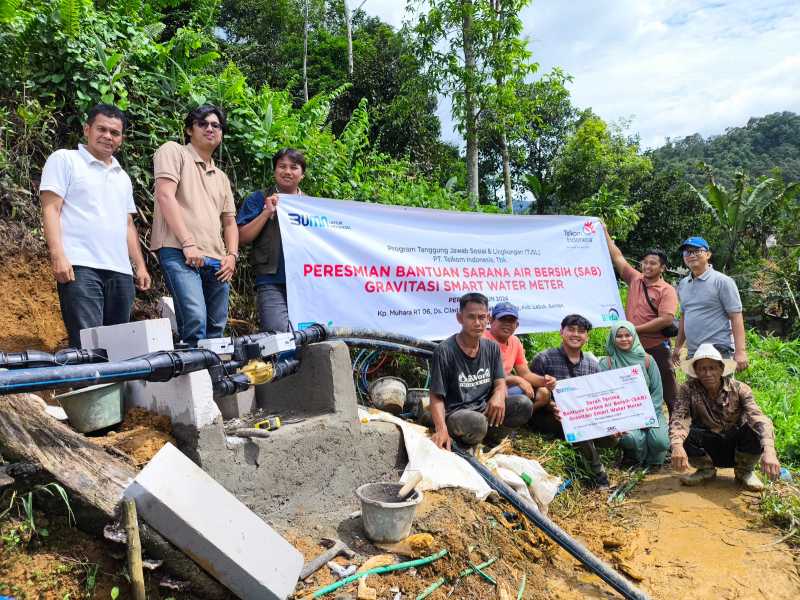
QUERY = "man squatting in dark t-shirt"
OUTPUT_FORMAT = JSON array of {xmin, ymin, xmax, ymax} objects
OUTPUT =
[{"xmin": 429, "ymin": 293, "xmax": 534, "ymax": 449}]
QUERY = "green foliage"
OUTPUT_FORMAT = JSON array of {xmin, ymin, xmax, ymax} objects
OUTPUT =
[
  {"xmin": 760, "ymin": 480, "xmax": 800, "ymax": 546},
  {"xmin": 59, "ymin": 0, "xmax": 90, "ymax": 38},
  {"xmin": 0, "ymin": 0, "xmax": 466, "ymax": 322},
  {"xmin": 622, "ymin": 168, "xmax": 713, "ymax": 267},
  {"xmin": 651, "ymin": 112, "xmax": 800, "ymax": 189},
  {"xmin": 552, "ymin": 113, "xmax": 652, "ymax": 217},
  {"xmin": 0, "ymin": 0, "xmax": 20, "ymax": 22},
  {"xmin": 739, "ymin": 331, "xmax": 800, "ymax": 465},
  {"xmin": 689, "ymin": 164, "xmax": 782, "ymax": 272},
  {"xmin": 0, "ymin": 482, "xmax": 74, "ymax": 548},
  {"xmin": 577, "ymin": 184, "xmax": 640, "ymax": 241}
]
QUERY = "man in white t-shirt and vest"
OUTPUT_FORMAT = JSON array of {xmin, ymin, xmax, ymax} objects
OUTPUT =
[{"xmin": 40, "ymin": 104, "xmax": 151, "ymax": 348}]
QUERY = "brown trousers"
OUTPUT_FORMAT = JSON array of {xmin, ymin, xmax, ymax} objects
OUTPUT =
[{"xmin": 646, "ymin": 342, "xmax": 677, "ymax": 416}]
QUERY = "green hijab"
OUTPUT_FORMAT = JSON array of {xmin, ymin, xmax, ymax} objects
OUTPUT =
[{"xmin": 605, "ymin": 320, "xmax": 647, "ymax": 370}]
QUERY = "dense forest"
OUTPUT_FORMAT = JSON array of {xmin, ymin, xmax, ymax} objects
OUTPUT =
[{"xmin": 0, "ymin": 0, "xmax": 798, "ymax": 331}]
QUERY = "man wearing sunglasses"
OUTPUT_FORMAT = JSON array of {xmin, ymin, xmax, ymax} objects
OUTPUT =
[
  {"xmin": 672, "ymin": 237, "xmax": 747, "ymax": 371},
  {"xmin": 150, "ymin": 105, "xmax": 239, "ymax": 346}
]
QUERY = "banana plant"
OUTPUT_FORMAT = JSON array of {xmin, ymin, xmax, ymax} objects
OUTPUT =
[{"xmin": 689, "ymin": 163, "xmax": 779, "ymax": 272}]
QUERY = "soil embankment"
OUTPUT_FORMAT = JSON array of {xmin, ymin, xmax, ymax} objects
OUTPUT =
[{"xmin": 0, "ymin": 253, "xmax": 65, "ymax": 352}]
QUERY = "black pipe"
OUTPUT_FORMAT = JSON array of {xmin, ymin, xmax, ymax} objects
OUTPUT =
[
  {"xmin": 336, "ymin": 338, "xmax": 433, "ymax": 359},
  {"xmin": 0, "ymin": 348, "xmax": 108, "ymax": 370},
  {"xmin": 213, "ymin": 359, "xmax": 301, "ymax": 397},
  {"xmin": 328, "ymin": 327, "xmax": 437, "ymax": 351},
  {"xmin": 0, "ymin": 349, "xmax": 223, "ymax": 395},
  {"xmin": 454, "ymin": 445, "xmax": 651, "ymax": 600}
]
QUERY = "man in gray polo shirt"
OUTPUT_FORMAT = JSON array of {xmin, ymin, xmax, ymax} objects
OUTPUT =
[{"xmin": 672, "ymin": 236, "xmax": 747, "ymax": 371}]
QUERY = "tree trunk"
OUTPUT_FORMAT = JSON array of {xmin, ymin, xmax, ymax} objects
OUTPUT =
[
  {"xmin": 0, "ymin": 393, "xmax": 231, "ymax": 600},
  {"xmin": 500, "ymin": 131, "xmax": 513, "ymax": 212},
  {"xmin": 344, "ymin": 0, "xmax": 354, "ymax": 77},
  {"xmin": 303, "ymin": 0, "xmax": 310, "ymax": 102},
  {"xmin": 461, "ymin": 0, "xmax": 479, "ymax": 207}
]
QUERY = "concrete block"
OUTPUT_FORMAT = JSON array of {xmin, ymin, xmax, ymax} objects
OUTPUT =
[
  {"xmin": 80, "ymin": 319, "xmax": 174, "ymax": 359},
  {"xmin": 256, "ymin": 341, "xmax": 357, "ymax": 421},
  {"xmin": 216, "ymin": 387, "xmax": 256, "ymax": 421},
  {"xmin": 158, "ymin": 296, "xmax": 178, "ymax": 335},
  {"xmin": 127, "ymin": 371, "xmax": 221, "ymax": 429},
  {"xmin": 125, "ymin": 443, "xmax": 303, "ymax": 600}
]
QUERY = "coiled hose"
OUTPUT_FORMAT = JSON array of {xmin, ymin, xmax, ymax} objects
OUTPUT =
[{"xmin": 327, "ymin": 327, "xmax": 437, "ymax": 352}]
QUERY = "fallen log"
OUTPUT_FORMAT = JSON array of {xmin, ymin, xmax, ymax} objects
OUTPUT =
[{"xmin": 0, "ymin": 393, "xmax": 231, "ymax": 599}]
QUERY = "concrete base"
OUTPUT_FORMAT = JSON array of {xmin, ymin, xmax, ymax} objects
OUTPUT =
[
  {"xmin": 125, "ymin": 443, "xmax": 303, "ymax": 600},
  {"xmin": 216, "ymin": 387, "xmax": 257, "ymax": 421},
  {"xmin": 79, "ymin": 322, "xmax": 407, "ymax": 531},
  {"xmin": 256, "ymin": 341, "xmax": 358, "ymax": 423},
  {"xmin": 201, "ymin": 341, "xmax": 407, "ymax": 529}
]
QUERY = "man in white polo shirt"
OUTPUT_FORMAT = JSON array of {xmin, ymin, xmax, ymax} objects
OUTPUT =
[{"xmin": 40, "ymin": 104, "xmax": 151, "ymax": 348}]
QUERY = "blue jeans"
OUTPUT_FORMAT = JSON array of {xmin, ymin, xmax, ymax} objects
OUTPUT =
[
  {"xmin": 158, "ymin": 248, "xmax": 229, "ymax": 346},
  {"xmin": 57, "ymin": 266, "xmax": 135, "ymax": 348},
  {"xmin": 256, "ymin": 283, "xmax": 289, "ymax": 332}
]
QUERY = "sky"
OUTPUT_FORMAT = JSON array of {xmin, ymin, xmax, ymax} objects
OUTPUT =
[{"xmin": 360, "ymin": 0, "xmax": 800, "ymax": 149}]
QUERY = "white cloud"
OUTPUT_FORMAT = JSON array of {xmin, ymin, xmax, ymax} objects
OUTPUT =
[{"xmin": 362, "ymin": 0, "xmax": 800, "ymax": 149}]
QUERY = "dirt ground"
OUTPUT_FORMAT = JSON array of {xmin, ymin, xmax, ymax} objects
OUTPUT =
[
  {"xmin": 93, "ymin": 408, "xmax": 176, "ymax": 467},
  {"xmin": 0, "ymin": 253, "xmax": 66, "ymax": 352},
  {"xmin": 289, "ymin": 470, "xmax": 799, "ymax": 600}
]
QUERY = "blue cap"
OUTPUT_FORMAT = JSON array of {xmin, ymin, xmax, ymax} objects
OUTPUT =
[
  {"xmin": 679, "ymin": 236, "xmax": 710, "ymax": 251},
  {"xmin": 492, "ymin": 302, "xmax": 519, "ymax": 319}
]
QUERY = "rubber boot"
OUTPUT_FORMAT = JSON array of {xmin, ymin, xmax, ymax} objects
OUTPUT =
[
  {"xmin": 680, "ymin": 454, "xmax": 716, "ymax": 486},
  {"xmin": 734, "ymin": 451, "xmax": 764, "ymax": 492}
]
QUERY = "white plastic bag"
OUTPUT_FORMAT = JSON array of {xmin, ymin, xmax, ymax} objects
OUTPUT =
[{"xmin": 490, "ymin": 454, "xmax": 562, "ymax": 514}]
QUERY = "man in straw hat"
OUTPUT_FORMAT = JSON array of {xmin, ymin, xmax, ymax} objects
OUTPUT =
[{"xmin": 669, "ymin": 343, "xmax": 780, "ymax": 490}]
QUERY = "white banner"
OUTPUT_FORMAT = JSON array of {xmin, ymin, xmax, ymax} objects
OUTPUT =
[
  {"xmin": 277, "ymin": 195, "xmax": 624, "ymax": 339},
  {"xmin": 553, "ymin": 366, "xmax": 658, "ymax": 443}
]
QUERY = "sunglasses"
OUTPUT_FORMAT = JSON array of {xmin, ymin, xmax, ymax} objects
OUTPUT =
[
  {"xmin": 682, "ymin": 248, "xmax": 707, "ymax": 257},
  {"xmin": 195, "ymin": 120, "xmax": 222, "ymax": 130}
]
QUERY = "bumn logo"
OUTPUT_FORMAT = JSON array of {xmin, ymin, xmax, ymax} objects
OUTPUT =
[
  {"xmin": 288, "ymin": 212, "xmax": 329, "ymax": 227},
  {"xmin": 601, "ymin": 307, "xmax": 621, "ymax": 322}
]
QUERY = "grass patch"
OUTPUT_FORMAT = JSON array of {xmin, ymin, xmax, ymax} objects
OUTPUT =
[
  {"xmin": 760, "ymin": 480, "xmax": 800, "ymax": 546},
  {"xmin": 738, "ymin": 332, "xmax": 800, "ymax": 466}
]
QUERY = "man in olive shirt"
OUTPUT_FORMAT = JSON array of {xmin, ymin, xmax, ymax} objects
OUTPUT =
[
  {"xmin": 150, "ymin": 105, "xmax": 239, "ymax": 346},
  {"xmin": 429, "ymin": 293, "xmax": 533, "ymax": 450}
]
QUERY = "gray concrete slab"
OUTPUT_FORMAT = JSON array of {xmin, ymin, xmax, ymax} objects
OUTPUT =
[{"xmin": 125, "ymin": 443, "xmax": 303, "ymax": 600}]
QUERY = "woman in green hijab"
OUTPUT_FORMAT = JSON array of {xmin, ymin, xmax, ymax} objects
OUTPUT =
[{"xmin": 599, "ymin": 320, "xmax": 669, "ymax": 468}]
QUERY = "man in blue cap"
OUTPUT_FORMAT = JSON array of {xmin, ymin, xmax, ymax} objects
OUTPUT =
[
  {"xmin": 672, "ymin": 236, "xmax": 748, "ymax": 371},
  {"xmin": 483, "ymin": 301, "xmax": 556, "ymax": 401}
]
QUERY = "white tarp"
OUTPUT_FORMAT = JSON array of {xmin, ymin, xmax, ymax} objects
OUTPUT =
[
  {"xmin": 361, "ymin": 408, "xmax": 560, "ymax": 511},
  {"xmin": 277, "ymin": 194, "xmax": 624, "ymax": 339},
  {"xmin": 553, "ymin": 365, "xmax": 659, "ymax": 443}
]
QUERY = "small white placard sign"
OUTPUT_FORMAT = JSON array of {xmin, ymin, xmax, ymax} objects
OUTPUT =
[{"xmin": 553, "ymin": 365, "xmax": 658, "ymax": 443}]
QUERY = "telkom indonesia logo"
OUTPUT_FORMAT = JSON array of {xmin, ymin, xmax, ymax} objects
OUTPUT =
[
  {"xmin": 583, "ymin": 220, "xmax": 597, "ymax": 235},
  {"xmin": 631, "ymin": 367, "xmax": 640, "ymax": 376},
  {"xmin": 288, "ymin": 212, "xmax": 329, "ymax": 228}
]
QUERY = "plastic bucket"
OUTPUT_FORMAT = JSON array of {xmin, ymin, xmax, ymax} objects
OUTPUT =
[
  {"xmin": 404, "ymin": 388, "xmax": 428, "ymax": 415},
  {"xmin": 55, "ymin": 382, "xmax": 124, "ymax": 433},
  {"xmin": 355, "ymin": 482, "xmax": 423, "ymax": 543},
  {"xmin": 368, "ymin": 376, "xmax": 407, "ymax": 414}
]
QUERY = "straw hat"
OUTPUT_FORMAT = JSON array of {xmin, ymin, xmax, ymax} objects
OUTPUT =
[{"xmin": 682, "ymin": 343, "xmax": 737, "ymax": 378}]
